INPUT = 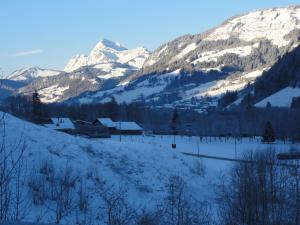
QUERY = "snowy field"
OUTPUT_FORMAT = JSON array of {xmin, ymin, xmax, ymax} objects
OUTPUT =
[
  {"xmin": 109, "ymin": 134, "xmax": 294, "ymax": 175},
  {"xmin": 1, "ymin": 112, "xmax": 298, "ymax": 223}
]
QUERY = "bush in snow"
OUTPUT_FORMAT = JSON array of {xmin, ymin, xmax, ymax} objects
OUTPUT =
[
  {"xmin": 158, "ymin": 175, "xmax": 211, "ymax": 225},
  {"xmin": 28, "ymin": 160, "xmax": 82, "ymax": 224},
  {"xmin": 98, "ymin": 185, "xmax": 137, "ymax": 225},
  {"xmin": 216, "ymin": 149, "xmax": 300, "ymax": 225},
  {"xmin": 190, "ymin": 158, "xmax": 206, "ymax": 177}
]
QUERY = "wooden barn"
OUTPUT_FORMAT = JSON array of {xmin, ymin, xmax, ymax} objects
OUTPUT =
[
  {"xmin": 74, "ymin": 120, "xmax": 110, "ymax": 138},
  {"xmin": 113, "ymin": 121, "xmax": 143, "ymax": 135},
  {"xmin": 46, "ymin": 118, "xmax": 75, "ymax": 134},
  {"xmin": 93, "ymin": 118, "xmax": 117, "ymax": 133}
]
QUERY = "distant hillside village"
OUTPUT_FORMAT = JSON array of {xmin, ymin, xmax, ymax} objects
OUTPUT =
[
  {"xmin": 45, "ymin": 117, "xmax": 143, "ymax": 138},
  {"xmin": 2, "ymin": 89, "xmax": 300, "ymax": 143}
]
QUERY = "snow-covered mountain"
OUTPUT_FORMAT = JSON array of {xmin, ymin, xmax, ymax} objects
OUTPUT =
[
  {"xmin": 77, "ymin": 6, "xmax": 300, "ymax": 110},
  {"xmin": 13, "ymin": 40, "xmax": 150, "ymax": 103},
  {"xmin": 4, "ymin": 6, "xmax": 300, "ymax": 107},
  {"xmin": 64, "ymin": 39, "xmax": 149, "ymax": 72},
  {"xmin": 8, "ymin": 67, "xmax": 61, "ymax": 82}
]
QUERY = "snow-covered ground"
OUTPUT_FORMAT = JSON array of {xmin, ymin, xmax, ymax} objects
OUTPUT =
[
  {"xmin": 192, "ymin": 45, "xmax": 254, "ymax": 64},
  {"xmin": 1, "ymin": 112, "xmax": 297, "ymax": 223},
  {"xmin": 255, "ymin": 87, "xmax": 300, "ymax": 107},
  {"xmin": 182, "ymin": 68, "xmax": 267, "ymax": 101}
]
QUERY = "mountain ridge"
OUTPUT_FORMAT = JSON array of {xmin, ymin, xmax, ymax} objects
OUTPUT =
[
  {"xmin": 4, "ymin": 6, "xmax": 300, "ymax": 108},
  {"xmin": 73, "ymin": 6, "xmax": 300, "ymax": 110}
]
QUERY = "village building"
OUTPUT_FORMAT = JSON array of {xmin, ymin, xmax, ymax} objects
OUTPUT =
[
  {"xmin": 113, "ymin": 121, "xmax": 143, "ymax": 135},
  {"xmin": 46, "ymin": 118, "xmax": 75, "ymax": 134},
  {"xmin": 74, "ymin": 120, "xmax": 110, "ymax": 138},
  {"xmin": 93, "ymin": 118, "xmax": 117, "ymax": 133}
]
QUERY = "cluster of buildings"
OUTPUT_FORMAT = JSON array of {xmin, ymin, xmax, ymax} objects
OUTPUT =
[{"xmin": 45, "ymin": 117, "xmax": 143, "ymax": 137}]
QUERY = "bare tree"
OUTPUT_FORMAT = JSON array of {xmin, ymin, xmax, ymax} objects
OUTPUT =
[
  {"xmin": 0, "ymin": 112, "xmax": 28, "ymax": 221},
  {"xmin": 28, "ymin": 160, "xmax": 81, "ymax": 224},
  {"xmin": 160, "ymin": 175, "xmax": 211, "ymax": 225},
  {"xmin": 216, "ymin": 148, "xmax": 300, "ymax": 225},
  {"xmin": 98, "ymin": 185, "xmax": 137, "ymax": 225}
]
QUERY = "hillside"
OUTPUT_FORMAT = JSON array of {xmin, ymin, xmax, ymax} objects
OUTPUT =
[
  {"xmin": 1, "ymin": 112, "xmax": 292, "ymax": 223},
  {"xmin": 0, "ymin": 112, "xmax": 212, "ymax": 223},
  {"xmin": 242, "ymin": 44, "xmax": 300, "ymax": 108},
  {"xmin": 77, "ymin": 6, "xmax": 300, "ymax": 110}
]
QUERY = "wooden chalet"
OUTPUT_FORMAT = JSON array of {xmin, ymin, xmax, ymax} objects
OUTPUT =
[
  {"xmin": 73, "ymin": 120, "xmax": 110, "ymax": 138},
  {"xmin": 46, "ymin": 118, "xmax": 75, "ymax": 134},
  {"xmin": 113, "ymin": 121, "xmax": 143, "ymax": 135},
  {"xmin": 93, "ymin": 118, "xmax": 117, "ymax": 133}
]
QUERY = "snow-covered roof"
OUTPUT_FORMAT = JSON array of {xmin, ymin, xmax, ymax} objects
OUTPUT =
[
  {"xmin": 96, "ymin": 118, "xmax": 116, "ymax": 128},
  {"xmin": 116, "ymin": 121, "xmax": 143, "ymax": 131},
  {"xmin": 46, "ymin": 118, "xmax": 75, "ymax": 130}
]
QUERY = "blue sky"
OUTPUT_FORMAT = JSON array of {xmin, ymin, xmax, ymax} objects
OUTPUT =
[{"xmin": 1, "ymin": 0, "xmax": 300, "ymax": 76}]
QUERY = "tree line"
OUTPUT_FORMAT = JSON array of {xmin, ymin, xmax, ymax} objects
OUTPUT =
[{"xmin": 2, "ymin": 92, "xmax": 300, "ymax": 141}]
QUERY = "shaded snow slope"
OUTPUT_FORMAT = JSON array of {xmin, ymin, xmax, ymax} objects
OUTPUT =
[{"xmin": 255, "ymin": 87, "xmax": 300, "ymax": 107}]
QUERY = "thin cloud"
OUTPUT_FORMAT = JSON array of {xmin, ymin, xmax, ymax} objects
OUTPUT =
[{"xmin": 12, "ymin": 49, "xmax": 43, "ymax": 57}]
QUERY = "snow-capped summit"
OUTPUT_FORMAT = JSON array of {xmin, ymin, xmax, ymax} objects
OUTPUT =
[
  {"xmin": 8, "ymin": 67, "xmax": 61, "ymax": 82},
  {"xmin": 64, "ymin": 39, "xmax": 150, "ymax": 72},
  {"xmin": 93, "ymin": 38, "xmax": 127, "ymax": 51}
]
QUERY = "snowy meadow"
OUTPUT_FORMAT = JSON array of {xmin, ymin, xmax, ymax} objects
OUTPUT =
[{"xmin": 1, "ymin": 113, "xmax": 299, "ymax": 224}]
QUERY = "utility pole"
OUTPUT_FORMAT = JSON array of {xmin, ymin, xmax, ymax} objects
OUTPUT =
[
  {"xmin": 119, "ymin": 105, "xmax": 122, "ymax": 143},
  {"xmin": 119, "ymin": 120, "xmax": 122, "ymax": 143},
  {"xmin": 235, "ymin": 136, "xmax": 237, "ymax": 159}
]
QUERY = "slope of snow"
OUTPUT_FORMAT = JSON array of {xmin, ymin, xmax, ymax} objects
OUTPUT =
[
  {"xmin": 242, "ymin": 68, "xmax": 268, "ymax": 78},
  {"xmin": 192, "ymin": 45, "xmax": 255, "ymax": 64},
  {"xmin": 63, "ymin": 54, "xmax": 88, "ymax": 72},
  {"xmin": 255, "ymin": 87, "xmax": 300, "ymax": 107},
  {"xmin": 92, "ymin": 63, "xmax": 130, "ymax": 79},
  {"xmin": 173, "ymin": 42, "xmax": 198, "ymax": 61},
  {"xmin": 117, "ymin": 47, "xmax": 150, "ymax": 68},
  {"xmin": 143, "ymin": 45, "xmax": 168, "ymax": 67},
  {"xmin": 80, "ymin": 70, "xmax": 180, "ymax": 104},
  {"xmin": 64, "ymin": 39, "xmax": 150, "ymax": 72},
  {"xmin": 183, "ymin": 68, "xmax": 266, "ymax": 100},
  {"xmin": 1, "ymin": 112, "xmax": 293, "ymax": 224},
  {"xmin": 205, "ymin": 6, "xmax": 300, "ymax": 47},
  {"xmin": 38, "ymin": 85, "xmax": 70, "ymax": 103},
  {"xmin": 8, "ymin": 67, "xmax": 61, "ymax": 81},
  {"xmin": 0, "ymin": 112, "xmax": 216, "ymax": 222}
]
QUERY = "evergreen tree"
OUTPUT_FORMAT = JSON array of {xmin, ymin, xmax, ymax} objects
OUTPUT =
[
  {"xmin": 107, "ymin": 96, "xmax": 119, "ymax": 120},
  {"xmin": 171, "ymin": 108, "xmax": 179, "ymax": 135},
  {"xmin": 32, "ymin": 90, "xmax": 41, "ymax": 108},
  {"xmin": 262, "ymin": 121, "xmax": 275, "ymax": 143},
  {"xmin": 31, "ymin": 90, "xmax": 49, "ymax": 124},
  {"xmin": 218, "ymin": 91, "xmax": 238, "ymax": 108},
  {"xmin": 32, "ymin": 90, "xmax": 42, "ymax": 119},
  {"xmin": 266, "ymin": 101, "xmax": 272, "ymax": 108},
  {"xmin": 291, "ymin": 96, "xmax": 300, "ymax": 109}
]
